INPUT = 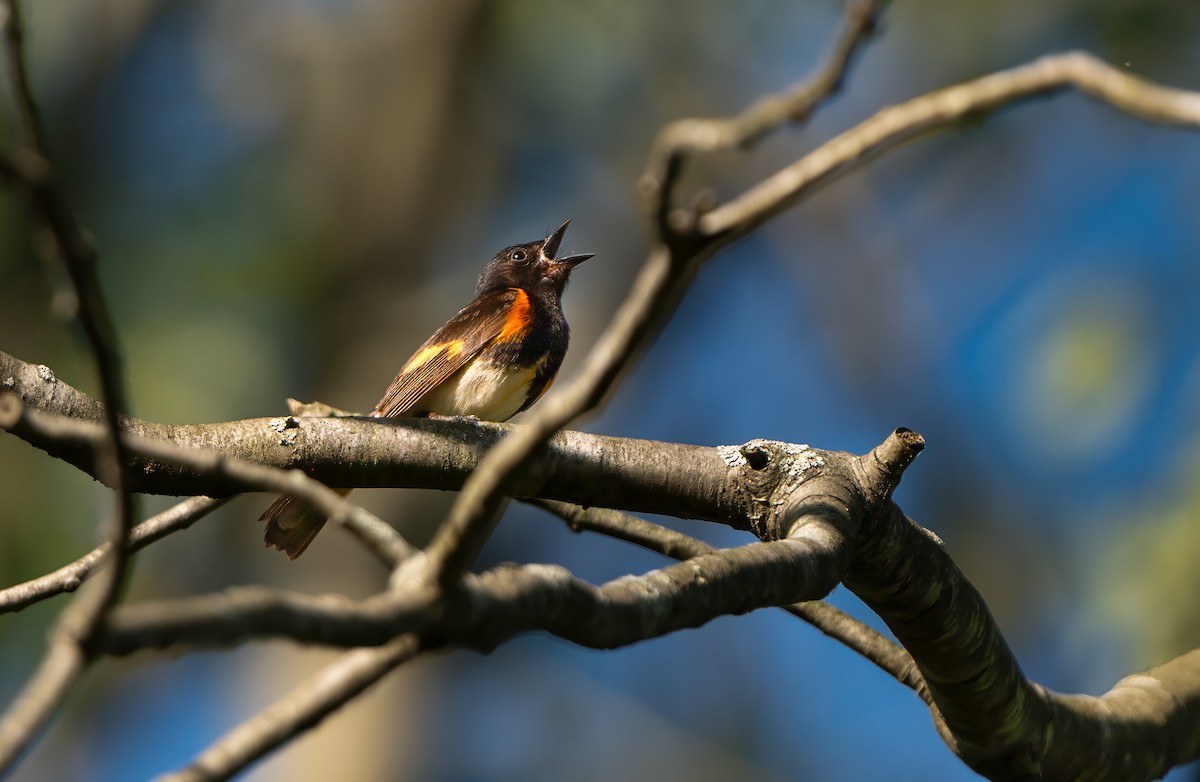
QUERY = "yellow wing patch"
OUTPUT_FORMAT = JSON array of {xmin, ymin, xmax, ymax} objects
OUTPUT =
[
  {"xmin": 372, "ymin": 288, "xmax": 528, "ymax": 418},
  {"xmin": 402, "ymin": 340, "xmax": 464, "ymax": 373}
]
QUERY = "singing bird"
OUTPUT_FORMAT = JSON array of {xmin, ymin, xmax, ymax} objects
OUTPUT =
[{"xmin": 259, "ymin": 221, "xmax": 592, "ymax": 558}]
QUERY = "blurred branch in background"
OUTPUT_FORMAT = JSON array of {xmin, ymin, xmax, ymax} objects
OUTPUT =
[{"xmin": 0, "ymin": 0, "xmax": 136, "ymax": 773}]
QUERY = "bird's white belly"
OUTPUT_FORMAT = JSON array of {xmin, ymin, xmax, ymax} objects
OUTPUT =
[{"xmin": 417, "ymin": 356, "xmax": 535, "ymax": 421}]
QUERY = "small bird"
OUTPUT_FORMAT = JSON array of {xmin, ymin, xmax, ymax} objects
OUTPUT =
[{"xmin": 260, "ymin": 220, "xmax": 593, "ymax": 558}]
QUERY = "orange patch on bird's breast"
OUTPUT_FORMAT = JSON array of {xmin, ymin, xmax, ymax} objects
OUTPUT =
[
  {"xmin": 497, "ymin": 288, "xmax": 533, "ymax": 342},
  {"xmin": 402, "ymin": 340, "xmax": 464, "ymax": 373}
]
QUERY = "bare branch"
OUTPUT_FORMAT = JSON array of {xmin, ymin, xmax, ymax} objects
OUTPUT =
[
  {"xmin": 96, "ymin": 533, "xmax": 848, "ymax": 655},
  {"xmin": 641, "ymin": 0, "xmax": 886, "ymax": 208},
  {"xmin": 844, "ymin": 488, "xmax": 1200, "ymax": 779},
  {"xmin": 37, "ymin": 337, "xmax": 1193, "ymax": 777},
  {"xmin": 0, "ymin": 643, "xmax": 83, "ymax": 774},
  {"xmin": 0, "ymin": 496, "xmax": 230, "ymax": 615},
  {"xmin": 530, "ymin": 499, "xmax": 927, "ymax": 696},
  {"xmin": 699, "ymin": 51, "xmax": 1200, "ymax": 240},
  {"xmin": 1042, "ymin": 650, "xmax": 1200, "ymax": 781},
  {"xmin": 0, "ymin": 0, "xmax": 134, "ymax": 569}
]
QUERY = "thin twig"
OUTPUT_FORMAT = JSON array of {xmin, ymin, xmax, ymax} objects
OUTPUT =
[
  {"xmin": 0, "ymin": 497, "xmax": 231, "ymax": 615},
  {"xmin": 529, "ymin": 499, "xmax": 926, "ymax": 695},
  {"xmin": 698, "ymin": 50, "xmax": 1200, "ymax": 240},
  {"xmin": 155, "ymin": 636, "xmax": 424, "ymax": 782},
  {"xmin": 642, "ymin": 0, "xmax": 886, "ymax": 203}
]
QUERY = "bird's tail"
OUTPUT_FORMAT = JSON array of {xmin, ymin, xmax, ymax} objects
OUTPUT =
[{"xmin": 259, "ymin": 488, "xmax": 353, "ymax": 559}]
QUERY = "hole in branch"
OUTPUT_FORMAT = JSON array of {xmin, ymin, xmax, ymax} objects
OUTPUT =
[{"xmin": 742, "ymin": 445, "xmax": 770, "ymax": 470}]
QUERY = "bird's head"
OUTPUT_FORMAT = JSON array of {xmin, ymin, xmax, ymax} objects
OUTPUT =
[{"xmin": 475, "ymin": 220, "xmax": 593, "ymax": 299}]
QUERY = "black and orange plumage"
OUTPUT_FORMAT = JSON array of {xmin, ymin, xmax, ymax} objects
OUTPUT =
[{"xmin": 260, "ymin": 220, "xmax": 592, "ymax": 558}]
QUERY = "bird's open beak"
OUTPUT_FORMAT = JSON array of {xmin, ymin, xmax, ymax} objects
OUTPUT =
[{"xmin": 543, "ymin": 219, "xmax": 594, "ymax": 268}]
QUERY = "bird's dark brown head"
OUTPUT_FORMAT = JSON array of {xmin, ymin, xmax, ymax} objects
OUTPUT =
[{"xmin": 475, "ymin": 220, "xmax": 593, "ymax": 300}]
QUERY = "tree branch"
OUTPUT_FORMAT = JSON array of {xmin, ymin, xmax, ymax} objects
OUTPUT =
[
  {"xmin": 95, "ymin": 535, "xmax": 848, "ymax": 655},
  {"xmin": 530, "ymin": 499, "xmax": 928, "ymax": 696},
  {"xmin": 699, "ymin": 51, "xmax": 1200, "ymax": 241},
  {"xmin": 844, "ymin": 472, "xmax": 1200, "ymax": 779},
  {"xmin": 1041, "ymin": 651, "xmax": 1200, "ymax": 781},
  {"xmin": 0, "ymin": 388, "xmax": 415, "ymax": 568},
  {"xmin": 0, "ymin": 351, "xmax": 753, "ymax": 527},
  {"xmin": 92, "ymin": 435, "xmax": 874, "ymax": 655},
  {"xmin": 0, "ymin": 0, "xmax": 47, "ymax": 152},
  {"xmin": 641, "ymin": 0, "xmax": 885, "ymax": 208}
]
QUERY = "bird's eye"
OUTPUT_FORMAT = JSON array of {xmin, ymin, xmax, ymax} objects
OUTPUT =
[{"xmin": 511, "ymin": 249, "xmax": 528, "ymax": 262}]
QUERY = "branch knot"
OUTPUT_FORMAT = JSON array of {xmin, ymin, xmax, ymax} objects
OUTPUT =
[{"xmin": 720, "ymin": 439, "xmax": 826, "ymax": 539}]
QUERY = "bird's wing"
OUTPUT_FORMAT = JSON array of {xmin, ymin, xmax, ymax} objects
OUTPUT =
[{"xmin": 371, "ymin": 287, "xmax": 531, "ymax": 418}]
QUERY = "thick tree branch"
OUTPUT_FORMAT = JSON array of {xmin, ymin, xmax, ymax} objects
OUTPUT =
[
  {"xmin": 96, "ymin": 534, "xmax": 847, "ymax": 655},
  {"xmin": 0, "ymin": 351, "xmax": 751, "ymax": 527},
  {"xmin": 845, "ymin": 486, "xmax": 1200, "ymax": 780},
  {"xmin": 91, "ymin": 435, "xmax": 863, "ymax": 654},
  {"xmin": 1041, "ymin": 651, "xmax": 1200, "ymax": 781},
  {"xmin": 8, "ymin": 361, "xmax": 1199, "ymax": 781},
  {"xmin": 0, "ymin": 388, "xmax": 415, "ymax": 568}
]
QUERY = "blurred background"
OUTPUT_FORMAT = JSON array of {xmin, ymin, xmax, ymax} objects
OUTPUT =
[{"xmin": 2, "ymin": 0, "xmax": 1199, "ymax": 780}]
